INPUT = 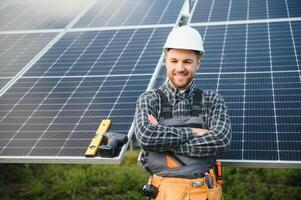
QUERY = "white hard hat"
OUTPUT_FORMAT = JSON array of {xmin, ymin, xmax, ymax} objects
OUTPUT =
[{"xmin": 163, "ymin": 26, "xmax": 205, "ymax": 55}]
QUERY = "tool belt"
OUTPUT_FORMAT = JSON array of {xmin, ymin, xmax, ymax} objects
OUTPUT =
[
  {"xmin": 143, "ymin": 151, "xmax": 216, "ymax": 178},
  {"xmin": 143, "ymin": 173, "xmax": 222, "ymax": 200},
  {"xmin": 142, "ymin": 161, "xmax": 223, "ymax": 200}
]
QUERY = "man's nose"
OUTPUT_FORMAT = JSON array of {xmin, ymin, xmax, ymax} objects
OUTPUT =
[{"xmin": 175, "ymin": 62, "xmax": 185, "ymax": 72}]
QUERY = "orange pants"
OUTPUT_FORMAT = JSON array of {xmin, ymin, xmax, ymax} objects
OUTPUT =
[{"xmin": 150, "ymin": 175, "xmax": 222, "ymax": 200}]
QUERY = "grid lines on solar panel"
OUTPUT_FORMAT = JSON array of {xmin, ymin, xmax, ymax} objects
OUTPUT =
[
  {"xmin": 0, "ymin": 27, "xmax": 171, "ymax": 157},
  {"xmin": 24, "ymin": 28, "xmax": 170, "ymax": 77},
  {"xmin": 0, "ymin": 0, "xmax": 89, "ymax": 31},
  {"xmin": 0, "ymin": 75, "xmax": 151, "ymax": 157},
  {"xmin": 193, "ymin": 21, "xmax": 301, "ymax": 162},
  {"xmin": 73, "ymin": 0, "xmax": 184, "ymax": 28},
  {"xmin": 0, "ymin": 32, "xmax": 57, "ymax": 89},
  {"xmin": 191, "ymin": 0, "xmax": 301, "ymax": 23}
]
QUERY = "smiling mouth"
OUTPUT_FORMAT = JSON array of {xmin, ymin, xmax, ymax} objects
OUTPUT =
[{"xmin": 174, "ymin": 73, "xmax": 187, "ymax": 78}]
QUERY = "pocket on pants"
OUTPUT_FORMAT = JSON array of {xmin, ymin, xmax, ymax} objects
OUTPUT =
[
  {"xmin": 207, "ymin": 184, "xmax": 222, "ymax": 200},
  {"xmin": 189, "ymin": 185, "xmax": 207, "ymax": 200},
  {"xmin": 157, "ymin": 182, "xmax": 187, "ymax": 200}
]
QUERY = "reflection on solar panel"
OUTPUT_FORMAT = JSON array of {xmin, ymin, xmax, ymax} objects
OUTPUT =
[
  {"xmin": 0, "ymin": 0, "xmax": 89, "ymax": 31},
  {"xmin": 74, "ymin": 0, "xmax": 184, "ymax": 27},
  {"xmin": 0, "ymin": 33, "xmax": 57, "ymax": 89},
  {"xmin": 190, "ymin": 0, "xmax": 301, "ymax": 166},
  {"xmin": 191, "ymin": 0, "xmax": 301, "ymax": 23}
]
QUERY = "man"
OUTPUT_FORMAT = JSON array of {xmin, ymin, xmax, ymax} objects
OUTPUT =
[{"xmin": 134, "ymin": 26, "xmax": 231, "ymax": 200}]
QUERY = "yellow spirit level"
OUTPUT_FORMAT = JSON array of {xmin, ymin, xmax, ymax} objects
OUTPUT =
[{"xmin": 85, "ymin": 119, "xmax": 111, "ymax": 157}]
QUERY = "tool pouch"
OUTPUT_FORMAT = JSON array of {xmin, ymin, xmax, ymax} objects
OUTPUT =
[{"xmin": 207, "ymin": 184, "xmax": 222, "ymax": 200}]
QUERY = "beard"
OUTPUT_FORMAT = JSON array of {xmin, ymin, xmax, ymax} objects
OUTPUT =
[{"xmin": 168, "ymin": 73, "xmax": 194, "ymax": 90}]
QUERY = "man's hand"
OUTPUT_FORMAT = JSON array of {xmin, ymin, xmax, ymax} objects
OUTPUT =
[
  {"xmin": 192, "ymin": 128, "xmax": 209, "ymax": 136},
  {"xmin": 147, "ymin": 114, "xmax": 158, "ymax": 125}
]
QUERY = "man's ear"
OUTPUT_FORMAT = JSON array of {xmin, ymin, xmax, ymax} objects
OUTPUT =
[
  {"xmin": 196, "ymin": 59, "xmax": 201, "ymax": 70},
  {"xmin": 164, "ymin": 54, "xmax": 168, "ymax": 66},
  {"xmin": 163, "ymin": 49, "xmax": 168, "ymax": 64}
]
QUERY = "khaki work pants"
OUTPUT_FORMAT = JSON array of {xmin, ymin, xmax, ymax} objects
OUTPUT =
[{"xmin": 150, "ymin": 175, "xmax": 222, "ymax": 200}]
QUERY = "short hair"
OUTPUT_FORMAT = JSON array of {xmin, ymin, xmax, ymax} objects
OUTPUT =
[{"xmin": 164, "ymin": 48, "xmax": 203, "ymax": 60}]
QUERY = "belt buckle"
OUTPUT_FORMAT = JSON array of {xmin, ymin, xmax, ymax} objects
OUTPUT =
[{"xmin": 191, "ymin": 181, "xmax": 203, "ymax": 187}]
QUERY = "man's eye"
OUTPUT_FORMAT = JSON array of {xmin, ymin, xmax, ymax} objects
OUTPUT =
[
  {"xmin": 184, "ymin": 61, "xmax": 192, "ymax": 64},
  {"xmin": 171, "ymin": 60, "xmax": 177, "ymax": 63}
]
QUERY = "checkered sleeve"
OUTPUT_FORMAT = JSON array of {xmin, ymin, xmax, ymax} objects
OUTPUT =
[
  {"xmin": 134, "ymin": 90, "xmax": 194, "ymax": 152},
  {"xmin": 174, "ymin": 91, "xmax": 232, "ymax": 157}
]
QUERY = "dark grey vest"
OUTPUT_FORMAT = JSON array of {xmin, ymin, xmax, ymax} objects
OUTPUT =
[{"xmin": 141, "ymin": 88, "xmax": 215, "ymax": 178}]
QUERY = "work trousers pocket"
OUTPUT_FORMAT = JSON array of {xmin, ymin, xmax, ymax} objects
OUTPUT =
[
  {"xmin": 207, "ymin": 184, "xmax": 222, "ymax": 200},
  {"xmin": 189, "ymin": 186, "xmax": 208, "ymax": 200},
  {"xmin": 156, "ymin": 182, "xmax": 187, "ymax": 200}
]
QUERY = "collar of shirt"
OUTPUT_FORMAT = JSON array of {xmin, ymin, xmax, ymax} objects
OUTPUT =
[{"xmin": 162, "ymin": 80, "xmax": 196, "ymax": 99}]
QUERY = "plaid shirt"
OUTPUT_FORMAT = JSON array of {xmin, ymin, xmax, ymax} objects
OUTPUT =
[{"xmin": 134, "ymin": 81, "xmax": 231, "ymax": 158}]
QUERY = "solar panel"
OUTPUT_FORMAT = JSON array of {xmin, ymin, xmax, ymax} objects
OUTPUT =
[
  {"xmin": 1, "ymin": 0, "xmax": 300, "ymax": 167},
  {"xmin": 0, "ymin": 0, "xmax": 89, "ymax": 31},
  {"xmin": 0, "ymin": 32, "xmax": 57, "ymax": 89},
  {"xmin": 191, "ymin": 0, "xmax": 301, "ymax": 23},
  {"xmin": 0, "ymin": 0, "xmax": 184, "ymax": 164},
  {"xmin": 189, "ymin": 15, "xmax": 301, "ymax": 166},
  {"xmin": 0, "ymin": 27, "xmax": 171, "ymax": 163},
  {"xmin": 74, "ymin": 0, "xmax": 185, "ymax": 28}
]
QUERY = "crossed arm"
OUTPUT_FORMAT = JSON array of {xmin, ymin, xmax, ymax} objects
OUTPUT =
[
  {"xmin": 147, "ymin": 114, "xmax": 209, "ymax": 136},
  {"xmin": 134, "ymin": 91, "xmax": 232, "ymax": 157}
]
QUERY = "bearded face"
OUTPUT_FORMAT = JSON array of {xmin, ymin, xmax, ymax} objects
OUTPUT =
[{"xmin": 165, "ymin": 49, "xmax": 200, "ymax": 90}]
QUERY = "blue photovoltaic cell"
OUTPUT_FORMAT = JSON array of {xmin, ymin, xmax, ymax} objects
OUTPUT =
[
  {"xmin": 191, "ymin": 0, "xmax": 301, "ymax": 23},
  {"xmin": 24, "ymin": 28, "xmax": 170, "ymax": 77},
  {"xmin": 292, "ymin": 21, "xmax": 301, "ymax": 63},
  {"xmin": 192, "ymin": 21, "xmax": 301, "ymax": 161},
  {"xmin": 0, "ymin": 75, "xmax": 151, "ymax": 157},
  {"xmin": 287, "ymin": 0, "xmax": 301, "ymax": 17},
  {"xmin": 74, "ymin": 0, "xmax": 183, "ymax": 28},
  {"xmin": 0, "ymin": 33, "xmax": 57, "ymax": 89},
  {"xmin": 0, "ymin": 0, "xmax": 88, "ymax": 31}
]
